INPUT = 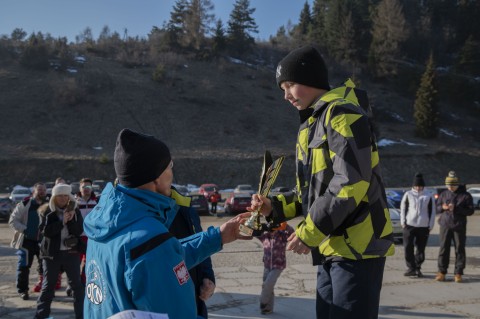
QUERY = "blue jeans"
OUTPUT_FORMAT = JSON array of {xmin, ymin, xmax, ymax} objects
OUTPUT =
[
  {"xmin": 16, "ymin": 238, "xmax": 42, "ymax": 293},
  {"xmin": 316, "ymin": 257, "xmax": 386, "ymax": 319}
]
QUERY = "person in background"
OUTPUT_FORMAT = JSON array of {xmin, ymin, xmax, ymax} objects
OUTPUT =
[
  {"xmin": 435, "ymin": 171, "xmax": 474, "ymax": 283},
  {"xmin": 9, "ymin": 182, "xmax": 48, "ymax": 299},
  {"xmin": 83, "ymin": 128, "xmax": 249, "ymax": 319},
  {"xmin": 53, "ymin": 176, "xmax": 67, "ymax": 291},
  {"xmin": 257, "ymin": 223, "xmax": 294, "ymax": 315},
  {"xmin": 249, "ymin": 45, "xmax": 394, "ymax": 319},
  {"xmin": 35, "ymin": 183, "xmax": 84, "ymax": 319},
  {"xmin": 64, "ymin": 177, "xmax": 97, "ymax": 296},
  {"xmin": 400, "ymin": 173, "xmax": 435, "ymax": 278},
  {"xmin": 209, "ymin": 188, "xmax": 221, "ymax": 216},
  {"xmin": 169, "ymin": 186, "xmax": 216, "ymax": 318}
]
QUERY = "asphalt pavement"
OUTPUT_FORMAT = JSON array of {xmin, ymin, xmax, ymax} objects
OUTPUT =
[{"xmin": 0, "ymin": 211, "xmax": 479, "ymax": 319}]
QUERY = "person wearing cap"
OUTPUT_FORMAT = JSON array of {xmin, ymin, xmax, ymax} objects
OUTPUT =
[
  {"xmin": 34, "ymin": 183, "xmax": 85, "ymax": 319},
  {"xmin": 9, "ymin": 182, "xmax": 48, "ymax": 300},
  {"xmin": 249, "ymin": 45, "xmax": 394, "ymax": 319},
  {"xmin": 435, "ymin": 171, "xmax": 474, "ymax": 283},
  {"xmin": 400, "ymin": 173, "xmax": 436, "ymax": 278},
  {"xmin": 83, "ymin": 128, "xmax": 248, "ymax": 319}
]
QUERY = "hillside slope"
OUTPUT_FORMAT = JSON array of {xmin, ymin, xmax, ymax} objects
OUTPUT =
[{"xmin": 0, "ymin": 54, "xmax": 479, "ymax": 189}]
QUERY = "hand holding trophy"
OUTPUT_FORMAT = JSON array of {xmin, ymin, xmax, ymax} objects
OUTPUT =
[{"xmin": 239, "ymin": 151, "xmax": 285, "ymax": 237}]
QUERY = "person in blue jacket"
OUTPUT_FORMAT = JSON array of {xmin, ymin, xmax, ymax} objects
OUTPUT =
[
  {"xmin": 169, "ymin": 187, "xmax": 216, "ymax": 318},
  {"xmin": 83, "ymin": 128, "xmax": 248, "ymax": 319}
]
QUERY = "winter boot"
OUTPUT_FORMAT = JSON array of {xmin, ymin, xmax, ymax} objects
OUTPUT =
[{"xmin": 33, "ymin": 275, "xmax": 43, "ymax": 292}]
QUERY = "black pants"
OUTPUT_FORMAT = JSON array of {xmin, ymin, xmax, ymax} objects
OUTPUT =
[
  {"xmin": 403, "ymin": 226, "xmax": 430, "ymax": 271},
  {"xmin": 16, "ymin": 238, "xmax": 42, "ymax": 293},
  {"xmin": 35, "ymin": 251, "xmax": 84, "ymax": 319},
  {"xmin": 211, "ymin": 202, "xmax": 217, "ymax": 214},
  {"xmin": 316, "ymin": 258, "xmax": 386, "ymax": 319},
  {"xmin": 438, "ymin": 226, "xmax": 467, "ymax": 275}
]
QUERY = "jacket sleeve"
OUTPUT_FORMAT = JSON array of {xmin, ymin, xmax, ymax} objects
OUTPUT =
[
  {"xmin": 189, "ymin": 207, "xmax": 215, "ymax": 283},
  {"xmin": 400, "ymin": 192, "xmax": 408, "ymax": 227},
  {"xmin": 41, "ymin": 211, "xmax": 64, "ymax": 238},
  {"xmin": 126, "ymin": 234, "xmax": 199, "ymax": 319},
  {"xmin": 296, "ymin": 103, "xmax": 373, "ymax": 247},
  {"xmin": 8, "ymin": 201, "xmax": 27, "ymax": 232},
  {"xmin": 428, "ymin": 196, "xmax": 436, "ymax": 229},
  {"xmin": 179, "ymin": 226, "xmax": 222, "ymax": 270},
  {"xmin": 66, "ymin": 208, "xmax": 84, "ymax": 236},
  {"xmin": 455, "ymin": 192, "xmax": 474, "ymax": 216}
]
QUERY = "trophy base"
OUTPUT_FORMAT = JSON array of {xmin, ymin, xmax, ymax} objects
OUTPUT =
[{"xmin": 239, "ymin": 224, "xmax": 254, "ymax": 236}]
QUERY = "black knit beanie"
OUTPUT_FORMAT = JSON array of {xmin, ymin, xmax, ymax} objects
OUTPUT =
[
  {"xmin": 276, "ymin": 45, "xmax": 330, "ymax": 91},
  {"xmin": 413, "ymin": 172, "xmax": 425, "ymax": 187},
  {"xmin": 114, "ymin": 128, "xmax": 171, "ymax": 188}
]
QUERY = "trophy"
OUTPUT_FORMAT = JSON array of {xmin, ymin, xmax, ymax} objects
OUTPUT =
[{"xmin": 239, "ymin": 151, "xmax": 285, "ymax": 236}]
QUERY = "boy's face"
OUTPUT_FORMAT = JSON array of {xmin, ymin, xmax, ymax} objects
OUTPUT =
[{"xmin": 280, "ymin": 81, "xmax": 323, "ymax": 110}]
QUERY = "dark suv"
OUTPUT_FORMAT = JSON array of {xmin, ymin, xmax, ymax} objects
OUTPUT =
[
  {"xmin": 189, "ymin": 194, "xmax": 209, "ymax": 215},
  {"xmin": 224, "ymin": 192, "xmax": 251, "ymax": 215}
]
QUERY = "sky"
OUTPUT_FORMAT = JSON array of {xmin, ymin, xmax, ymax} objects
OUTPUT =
[{"xmin": 0, "ymin": 0, "xmax": 311, "ymax": 42}]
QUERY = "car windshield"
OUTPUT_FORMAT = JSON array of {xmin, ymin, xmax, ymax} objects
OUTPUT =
[
  {"xmin": 13, "ymin": 189, "xmax": 30, "ymax": 195},
  {"xmin": 204, "ymin": 186, "xmax": 215, "ymax": 192}
]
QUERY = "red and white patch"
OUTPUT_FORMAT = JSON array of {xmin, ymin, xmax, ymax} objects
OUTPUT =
[{"xmin": 173, "ymin": 261, "xmax": 190, "ymax": 285}]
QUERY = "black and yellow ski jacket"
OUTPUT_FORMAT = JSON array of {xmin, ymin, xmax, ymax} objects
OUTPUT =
[{"xmin": 270, "ymin": 79, "xmax": 395, "ymax": 264}]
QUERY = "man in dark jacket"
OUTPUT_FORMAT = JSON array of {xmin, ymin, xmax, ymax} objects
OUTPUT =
[
  {"xmin": 169, "ymin": 187, "xmax": 215, "ymax": 318},
  {"xmin": 435, "ymin": 171, "xmax": 474, "ymax": 283}
]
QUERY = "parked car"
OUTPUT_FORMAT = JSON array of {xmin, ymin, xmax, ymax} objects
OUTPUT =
[
  {"xmin": 270, "ymin": 186, "xmax": 292, "ymax": 196},
  {"xmin": 9, "ymin": 187, "xmax": 31, "ymax": 205},
  {"xmin": 434, "ymin": 187, "xmax": 447, "ymax": 201},
  {"xmin": 385, "ymin": 188, "xmax": 406, "ymax": 209},
  {"xmin": 93, "ymin": 180, "xmax": 107, "ymax": 192},
  {"xmin": 467, "ymin": 187, "xmax": 480, "ymax": 208},
  {"xmin": 44, "ymin": 181, "xmax": 55, "ymax": 196},
  {"xmin": 224, "ymin": 192, "xmax": 251, "ymax": 215},
  {"xmin": 0, "ymin": 196, "xmax": 13, "ymax": 220},
  {"xmin": 234, "ymin": 184, "xmax": 255, "ymax": 195},
  {"xmin": 199, "ymin": 183, "xmax": 219, "ymax": 199},
  {"xmin": 189, "ymin": 194, "xmax": 209, "ymax": 215},
  {"xmin": 388, "ymin": 199, "xmax": 403, "ymax": 244},
  {"xmin": 173, "ymin": 184, "xmax": 189, "ymax": 196},
  {"xmin": 70, "ymin": 182, "xmax": 80, "ymax": 195}
]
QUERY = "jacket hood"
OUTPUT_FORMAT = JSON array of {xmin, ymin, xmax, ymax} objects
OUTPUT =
[{"xmin": 83, "ymin": 183, "xmax": 178, "ymax": 242}]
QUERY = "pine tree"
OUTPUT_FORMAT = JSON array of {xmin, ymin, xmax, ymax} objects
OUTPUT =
[
  {"xmin": 166, "ymin": 0, "xmax": 189, "ymax": 49},
  {"xmin": 226, "ymin": 0, "xmax": 258, "ymax": 56},
  {"xmin": 183, "ymin": 0, "xmax": 215, "ymax": 50},
  {"xmin": 212, "ymin": 19, "xmax": 226, "ymax": 54},
  {"xmin": 308, "ymin": 0, "xmax": 330, "ymax": 47},
  {"xmin": 20, "ymin": 33, "xmax": 49, "ymax": 70},
  {"xmin": 369, "ymin": 0, "xmax": 408, "ymax": 77},
  {"xmin": 413, "ymin": 54, "xmax": 438, "ymax": 138},
  {"xmin": 291, "ymin": 1, "xmax": 312, "ymax": 44}
]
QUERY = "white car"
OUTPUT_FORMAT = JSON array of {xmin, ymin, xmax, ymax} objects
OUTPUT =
[
  {"xmin": 9, "ymin": 187, "xmax": 31, "ymax": 204},
  {"xmin": 467, "ymin": 187, "xmax": 480, "ymax": 208}
]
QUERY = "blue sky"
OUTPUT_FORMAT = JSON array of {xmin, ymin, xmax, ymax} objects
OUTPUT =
[{"xmin": 0, "ymin": 0, "xmax": 311, "ymax": 42}]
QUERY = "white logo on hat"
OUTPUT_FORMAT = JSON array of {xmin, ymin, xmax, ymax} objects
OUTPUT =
[{"xmin": 276, "ymin": 65, "xmax": 282, "ymax": 79}]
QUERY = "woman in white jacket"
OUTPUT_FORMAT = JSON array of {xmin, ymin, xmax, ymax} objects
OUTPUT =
[{"xmin": 400, "ymin": 173, "xmax": 436, "ymax": 277}]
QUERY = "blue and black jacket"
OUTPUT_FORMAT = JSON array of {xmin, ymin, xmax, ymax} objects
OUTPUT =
[{"xmin": 83, "ymin": 183, "xmax": 222, "ymax": 319}]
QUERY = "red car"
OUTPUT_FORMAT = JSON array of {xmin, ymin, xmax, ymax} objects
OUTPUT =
[
  {"xmin": 224, "ymin": 192, "xmax": 251, "ymax": 215},
  {"xmin": 189, "ymin": 194, "xmax": 209, "ymax": 215},
  {"xmin": 198, "ymin": 183, "xmax": 219, "ymax": 199}
]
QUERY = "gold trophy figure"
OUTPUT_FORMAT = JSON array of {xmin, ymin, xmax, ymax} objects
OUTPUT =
[{"xmin": 239, "ymin": 151, "xmax": 285, "ymax": 236}]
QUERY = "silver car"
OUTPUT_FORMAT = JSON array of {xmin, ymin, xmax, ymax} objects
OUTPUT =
[
  {"xmin": 467, "ymin": 187, "xmax": 480, "ymax": 208},
  {"xmin": 388, "ymin": 199, "xmax": 403, "ymax": 244}
]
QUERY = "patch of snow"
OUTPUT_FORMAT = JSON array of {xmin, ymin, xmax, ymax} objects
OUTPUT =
[
  {"xmin": 92, "ymin": 146, "xmax": 103, "ymax": 150},
  {"xmin": 378, "ymin": 138, "xmax": 427, "ymax": 147},
  {"xmin": 439, "ymin": 128, "xmax": 459, "ymax": 138},
  {"xmin": 388, "ymin": 111, "xmax": 405, "ymax": 122},
  {"xmin": 67, "ymin": 68, "xmax": 77, "ymax": 73}
]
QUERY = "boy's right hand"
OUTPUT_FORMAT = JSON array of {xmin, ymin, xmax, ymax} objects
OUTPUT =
[{"xmin": 247, "ymin": 194, "xmax": 272, "ymax": 217}]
